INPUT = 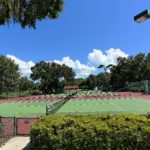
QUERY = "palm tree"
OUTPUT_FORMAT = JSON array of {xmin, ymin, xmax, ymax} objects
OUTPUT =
[
  {"xmin": 97, "ymin": 64, "xmax": 113, "ymax": 91},
  {"xmin": 98, "ymin": 64, "xmax": 113, "ymax": 73}
]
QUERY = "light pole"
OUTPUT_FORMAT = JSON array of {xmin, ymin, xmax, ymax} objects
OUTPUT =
[
  {"xmin": 134, "ymin": 10, "xmax": 150, "ymax": 93},
  {"xmin": 134, "ymin": 9, "xmax": 150, "ymax": 23}
]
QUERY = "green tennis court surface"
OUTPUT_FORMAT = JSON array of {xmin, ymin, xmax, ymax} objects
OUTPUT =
[
  {"xmin": 56, "ymin": 98, "xmax": 150, "ymax": 114},
  {"xmin": 0, "ymin": 100, "xmax": 54, "ymax": 117},
  {"xmin": 1, "ymin": 98, "xmax": 150, "ymax": 117}
]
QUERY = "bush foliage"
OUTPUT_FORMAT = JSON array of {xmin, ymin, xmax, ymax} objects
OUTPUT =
[{"xmin": 31, "ymin": 114, "xmax": 150, "ymax": 150}]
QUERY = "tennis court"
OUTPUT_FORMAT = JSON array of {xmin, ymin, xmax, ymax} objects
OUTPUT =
[
  {"xmin": 1, "ymin": 97, "xmax": 150, "ymax": 117},
  {"xmin": 56, "ymin": 98, "xmax": 150, "ymax": 114},
  {"xmin": 0, "ymin": 100, "xmax": 54, "ymax": 117}
]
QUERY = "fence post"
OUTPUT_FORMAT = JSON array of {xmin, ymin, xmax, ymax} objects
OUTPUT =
[{"xmin": 14, "ymin": 116, "xmax": 16, "ymax": 136}]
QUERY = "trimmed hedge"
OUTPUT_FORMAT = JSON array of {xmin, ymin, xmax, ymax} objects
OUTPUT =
[{"xmin": 31, "ymin": 114, "xmax": 150, "ymax": 150}]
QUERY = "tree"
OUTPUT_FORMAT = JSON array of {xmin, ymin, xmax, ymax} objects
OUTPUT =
[
  {"xmin": 0, "ymin": 0, "xmax": 64, "ymax": 28},
  {"xmin": 98, "ymin": 64, "xmax": 113, "ymax": 91},
  {"xmin": 73, "ymin": 78, "xmax": 85, "ymax": 86},
  {"xmin": 18, "ymin": 76, "xmax": 35, "ymax": 91},
  {"xmin": 85, "ymin": 74, "xmax": 96, "ymax": 90},
  {"xmin": 95, "ymin": 73, "xmax": 111, "ymax": 91},
  {"xmin": 110, "ymin": 57, "xmax": 132, "ymax": 90},
  {"xmin": 98, "ymin": 64, "xmax": 113, "ymax": 73},
  {"xmin": 0, "ymin": 55, "xmax": 19, "ymax": 94},
  {"xmin": 110, "ymin": 53, "xmax": 150, "ymax": 91},
  {"xmin": 30, "ymin": 61, "xmax": 75, "ymax": 94}
]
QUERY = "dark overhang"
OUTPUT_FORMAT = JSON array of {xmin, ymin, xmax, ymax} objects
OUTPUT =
[{"xmin": 134, "ymin": 10, "xmax": 150, "ymax": 23}]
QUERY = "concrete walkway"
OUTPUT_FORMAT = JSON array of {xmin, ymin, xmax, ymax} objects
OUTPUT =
[{"xmin": 0, "ymin": 137, "xmax": 30, "ymax": 150}]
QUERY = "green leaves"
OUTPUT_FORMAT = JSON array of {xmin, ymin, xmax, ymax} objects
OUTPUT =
[
  {"xmin": 18, "ymin": 76, "xmax": 35, "ymax": 91},
  {"xmin": 0, "ymin": 0, "xmax": 64, "ymax": 28},
  {"xmin": 0, "ymin": 55, "xmax": 19, "ymax": 94},
  {"xmin": 31, "ymin": 114, "xmax": 150, "ymax": 150},
  {"xmin": 110, "ymin": 53, "xmax": 150, "ymax": 90},
  {"xmin": 30, "ymin": 61, "xmax": 75, "ymax": 94},
  {"xmin": 98, "ymin": 64, "xmax": 113, "ymax": 73}
]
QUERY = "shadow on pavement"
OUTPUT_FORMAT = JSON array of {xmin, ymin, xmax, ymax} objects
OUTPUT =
[{"xmin": 23, "ymin": 143, "xmax": 31, "ymax": 150}]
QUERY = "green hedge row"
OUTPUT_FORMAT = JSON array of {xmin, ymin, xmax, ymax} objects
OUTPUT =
[
  {"xmin": 30, "ymin": 114, "xmax": 150, "ymax": 150},
  {"xmin": 0, "ymin": 90, "xmax": 43, "ymax": 100}
]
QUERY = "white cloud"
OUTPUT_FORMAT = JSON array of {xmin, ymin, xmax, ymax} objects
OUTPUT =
[
  {"xmin": 6, "ymin": 55, "xmax": 96, "ymax": 78},
  {"xmin": 88, "ymin": 48, "xmax": 128, "ymax": 67},
  {"xmin": 6, "ymin": 48, "xmax": 129, "ymax": 78},
  {"xmin": 6, "ymin": 54, "xmax": 35, "ymax": 77},
  {"xmin": 54, "ymin": 57, "xmax": 96, "ymax": 78}
]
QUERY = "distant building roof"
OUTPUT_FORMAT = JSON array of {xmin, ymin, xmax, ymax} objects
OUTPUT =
[{"xmin": 64, "ymin": 85, "xmax": 79, "ymax": 90}]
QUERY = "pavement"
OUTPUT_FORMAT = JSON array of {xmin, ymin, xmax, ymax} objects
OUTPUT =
[{"xmin": 0, "ymin": 137, "xmax": 30, "ymax": 150}]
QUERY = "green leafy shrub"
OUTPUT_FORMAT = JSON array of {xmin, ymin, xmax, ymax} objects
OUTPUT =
[
  {"xmin": 31, "ymin": 114, "xmax": 150, "ymax": 150},
  {"xmin": 29, "ymin": 90, "xmax": 43, "ymax": 96}
]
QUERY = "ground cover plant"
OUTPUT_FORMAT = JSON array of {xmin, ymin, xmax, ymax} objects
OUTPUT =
[
  {"xmin": 0, "ymin": 136, "xmax": 11, "ymax": 147},
  {"xmin": 0, "ymin": 138, "xmax": 9, "ymax": 147},
  {"xmin": 0, "ymin": 122, "xmax": 10, "ymax": 147},
  {"xmin": 31, "ymin": 114, "xmax": 150, "ymax": 150}
]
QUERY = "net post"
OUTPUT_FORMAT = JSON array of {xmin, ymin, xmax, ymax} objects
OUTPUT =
[{"xmin": 144, "ymin": 80, "xmax": 149, "ymax": 94}]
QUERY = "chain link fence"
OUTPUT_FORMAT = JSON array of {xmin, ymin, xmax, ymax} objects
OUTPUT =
[{"xmin": 116, "ymin": 80, "xmax": 150, "ymax": 94}]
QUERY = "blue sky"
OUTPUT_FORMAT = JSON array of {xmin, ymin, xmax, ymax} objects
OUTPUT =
[{"xmin": 0, "ymin": 0, "xmax": 150, "ymax": 77}]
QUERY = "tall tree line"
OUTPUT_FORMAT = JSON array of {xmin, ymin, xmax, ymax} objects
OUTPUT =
[
  {"xmin": 110, "ymin": 53, "xmax": 150, "ymax": 90},
  {"xmin": 74, "ymin": 53, "xmax": 150, "ymax": 91},
  {"xmin": 1, "ymin": 53, "xmax": 150, "ymax": 95},
  {"xmin": 0, "ymin": 55, "xmax": 75, "ymax": 95}
]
